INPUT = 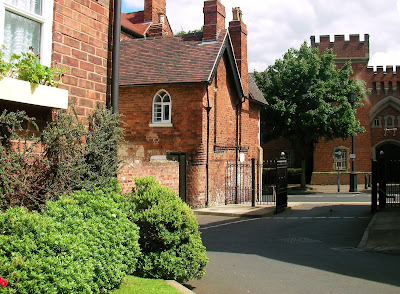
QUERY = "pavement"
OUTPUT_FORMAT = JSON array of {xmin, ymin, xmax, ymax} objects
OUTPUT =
[{"xmin": 171, "ymin": 185, "xmax": 400, "ymax": 294}]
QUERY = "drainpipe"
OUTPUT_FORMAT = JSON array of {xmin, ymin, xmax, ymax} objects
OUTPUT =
[
  {"xmin": 205, "ymin": 84, "xmax": 212, "ymax": 207},
  {"xmin": 111, "ymin": 0, "xmax": 121, "ymax": 113},
  {"xmin": 235, "ymin": 95, "xmax": 246, "ymax": 204}
]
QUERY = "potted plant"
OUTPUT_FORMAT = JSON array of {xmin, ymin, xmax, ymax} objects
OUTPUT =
[{"xmin": 0, "ymin": 46, "xmax": 68, "ymax": 109}]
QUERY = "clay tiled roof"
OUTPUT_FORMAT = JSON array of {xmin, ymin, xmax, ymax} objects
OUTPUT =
[
  {"xmin": 121, "ymin": 12, "xmax": 150, "ymax": 37},
  {"xmin": 248, "ymin": 73, "xmax": 267, "ymax": 105},
  {"xmin": 119, "ymin": 31, "xmax": 229, "ymax": 86}
]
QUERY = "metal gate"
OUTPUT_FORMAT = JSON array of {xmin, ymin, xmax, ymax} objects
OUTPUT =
[
  {"xmin": 225, "ymin": 156, "xmax": 288, "ymax": 213},
  {"xmin": 372, "ymin": 152, "xmax": 400, "ymax": 212}
]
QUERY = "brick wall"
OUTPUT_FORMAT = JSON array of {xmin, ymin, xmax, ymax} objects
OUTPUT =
[
  {"xmin": 118, "ymin": 157, "xmax": 179, "ymax": 193},
  {"xmin": 118, "ymin": 46, "xmax": 261, "ymax": 207},
  {"xmin": 52, "ymin": 0, "xmax": 112, "ymax": 117}
]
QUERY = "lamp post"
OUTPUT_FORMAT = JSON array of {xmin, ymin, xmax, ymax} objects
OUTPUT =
[{"xmin": 349, "ymin": 92, "xmax": 357, "ymax": 192}]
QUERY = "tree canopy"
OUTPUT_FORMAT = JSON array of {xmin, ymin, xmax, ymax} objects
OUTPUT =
[{"xmin": 254, "ymin": 42, "xmax": 366, "ymax": 184}]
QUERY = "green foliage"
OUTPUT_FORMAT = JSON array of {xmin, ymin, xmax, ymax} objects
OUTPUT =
[
  {"xmin": 0, "ymin": 46, "xmax": 66, "ymax": 87},
  {"xmin": 254, "ymin": 43, "xmax": 366, "ymax": 185},
  {"xmin": 0, "ymin": 110, "xmax": 45, "ymax": 210},
  {"xmin": 40, "ymin": 108, "xmax": 86, "ymax": 197},
  {"xmin": 0, "ymin": 105, "xmax": 125, "ymax": 211},
  {"xmin": 79, "ymin": 105, "xmax": 125, "ymax": 191},
  {"xmin": 0, "ymin": 189, "xmax": 140, "ymax": 293},
  {"xmin": 132, "ymin": 177, "xmax": 208, "ymax": 283},
  {"xmin": 175, "ymin": 28, "xmax": 203, "ymax": 36},
  {"xmin": 254, "ymin": 42, "xmax": 366, "ymax": 151}
]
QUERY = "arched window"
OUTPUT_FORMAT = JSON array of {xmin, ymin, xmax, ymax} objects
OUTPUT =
[
  {"xmin": 152, "ymin": 90, "xmax": 171, "ymax": 123},
  {"xmin": 385, "ymin": 115, "xmax": 395, "ymax": 128}
]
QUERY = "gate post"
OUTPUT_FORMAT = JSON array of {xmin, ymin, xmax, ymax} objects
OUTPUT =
[
  {"xmin": 378, "ymin": 151, "xmax": 386, "ymax": 209},
  {"xmin": 251, "ymin": 158, "xmax": 256, "ymax": 207},
  {"xmin": 371, "ymin": 160, "xmax": 377, "ymax": 213}
]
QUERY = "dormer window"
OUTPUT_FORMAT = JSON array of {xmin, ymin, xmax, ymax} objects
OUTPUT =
[{"xmin": 152, "ymin": 90, "xmax": 171, "ymax": 124}]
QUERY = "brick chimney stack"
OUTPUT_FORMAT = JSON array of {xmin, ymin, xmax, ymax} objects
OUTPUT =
[
  {"xmin": 229, "ymin": 7, "xmax": 248, "ymax": 96},
  {"xmin": 144, "ymin": 0, "xmax": 166, "ymax": 24},
  {"xmin": 203, "ymin": 0, "xmax": 226, "ymax": 42}
]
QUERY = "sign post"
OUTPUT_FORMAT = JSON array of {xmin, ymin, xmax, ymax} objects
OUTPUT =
[{"xmin": 334, "ymin": 149, "xmax": 343, "ymax": 192}]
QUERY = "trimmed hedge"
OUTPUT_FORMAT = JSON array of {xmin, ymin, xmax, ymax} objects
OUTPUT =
[
  {"xmin": 133, "ymin": 177, "xmax": 208, "ymax": 283},
  {"xmin": 0, "ymin": 187, "xmax": 140, "ymax": 293}
]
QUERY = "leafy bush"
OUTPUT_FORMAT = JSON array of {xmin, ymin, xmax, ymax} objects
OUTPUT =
[
  {"xmin": 0, "ymin": 187, "xmax": 140, "ymax": 293},
  {"xmin": 0, "ymin": 105, "xmax": 125, "ymax": 211},
  {"xmin": 287, "ymin": 168, "xmax": 302, "ymax": 184},
  {"xmin": 132, "ymin": 177, "xmax": 208, "ymax": 283},
  {"xmin": 0, "ymin": 46, "xmax": 66, "ymax": 87}
]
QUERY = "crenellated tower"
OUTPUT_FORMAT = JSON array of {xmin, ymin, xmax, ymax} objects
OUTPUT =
[{"xmin": 309, "ymin": 34, "xmax": 400, "ymax": 185}]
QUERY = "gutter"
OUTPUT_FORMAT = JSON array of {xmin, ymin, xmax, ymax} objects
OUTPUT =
[{"xmin": 111, "ymin": 0, "xmax": 121, "ymax": 113}]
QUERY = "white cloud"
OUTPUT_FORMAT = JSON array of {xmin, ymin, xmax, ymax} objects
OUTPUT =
[{"xmin": 122, "ymin": 0, "xmax": 400, "ymax": 71}]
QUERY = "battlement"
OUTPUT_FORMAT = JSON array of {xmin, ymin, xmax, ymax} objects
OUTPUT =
[
  {"xmin": 367, "ymin": 65, "xmax": 400, "ymax": 75},
  {"xmin": 310, "ymin": 34, "xmax": 369, "ymax": 62}
]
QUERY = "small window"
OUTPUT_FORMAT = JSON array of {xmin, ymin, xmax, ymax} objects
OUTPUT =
[
  {"xmin": 385, "ymin": 115, "xmax": 395, "ymax": 128},
  {"xmin": 389, "ymin": 81, "xmax": 393, "ymax": 92},
  {"xmin": 152, "ymin": 90, "xmax": 171, "ymax": 124},
  {"xmin": 335, "ymin": 148, "xmax": 348, "ymax": 171},
  {"xmin": 372, "ymin": 82, "xmax": 377, "ymax": 92},
  {"xmin": 372, "ymin": 116, "xmax": 381, "ymax": 128}
]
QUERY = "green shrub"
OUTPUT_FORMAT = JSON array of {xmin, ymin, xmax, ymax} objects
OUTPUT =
[
  {"xmin": 133, "ymin": 177, "xmax": 208, "ymax": 283},
  {"xmin": 0, "ymin": 188, "xmax": 140, "ymax": 293},
  {"xmin": 0, "ymin": 105, "xmax": 125, "ymax": 211},
  {"xmin": 287, "ymin": 168, "xmax": 302, "ymax": 184}
]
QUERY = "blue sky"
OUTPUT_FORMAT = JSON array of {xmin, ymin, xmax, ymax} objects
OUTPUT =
[{"xmin": 121, "ymin": 0, "xmax": 400, "ymax": 72}]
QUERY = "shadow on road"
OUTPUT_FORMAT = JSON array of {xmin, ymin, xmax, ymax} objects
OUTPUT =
[{"xmin": 189, "ymin": 203, "xmax": 400, "ymax": 291}]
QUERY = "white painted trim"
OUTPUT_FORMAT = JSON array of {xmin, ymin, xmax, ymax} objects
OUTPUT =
[
  {"xmin": 0, "ymin": 0, "xmax": 53, "ymax": 66},
  {"xmin": 0, "ymin": 76, "xmax": 68, "ymax": 109},
  {"xmin": 152, "ymin": 89, "xmax": 172, "ymax": 124},
  {"xmin": 149, "ymin": 123, "xmax": 173, "ymax": 128}
]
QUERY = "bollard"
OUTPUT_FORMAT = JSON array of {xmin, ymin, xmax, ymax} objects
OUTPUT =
[{"xmin": 365, "ymin": 174, "xmax": 368, "ymax": 189}]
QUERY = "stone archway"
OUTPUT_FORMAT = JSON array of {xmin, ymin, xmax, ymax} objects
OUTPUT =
[{"xmin": 374, "ymin": 141, "xmax": 400, "ymax": 160}]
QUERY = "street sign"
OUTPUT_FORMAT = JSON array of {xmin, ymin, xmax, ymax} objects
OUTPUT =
[
  {"xmin": 334, "ymin": 148, "xmax": 342, "ymax": 158},
  {"xmin": 350, "ymin": 153, "xmax": 356, "ymax": 159},
  {"xmin": 334, "ymin": 158, "xmax": 342, "ymax": 163}
]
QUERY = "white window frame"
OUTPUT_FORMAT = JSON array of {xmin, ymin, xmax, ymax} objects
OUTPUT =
[
  {"xmin": 0, "ymin": 0, "xmax": 53, "ymax": 66},
  {"xmin": 372, "ymin": 116, "xmax": 382, "ymax": 128},
  {"xmin": 151, "ymin": 89, "xmax": 172, "ymax": 126}
]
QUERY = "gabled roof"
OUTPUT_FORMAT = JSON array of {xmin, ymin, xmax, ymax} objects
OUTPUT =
[
  {"xmin": 248, "ymin": 73, "xmax": 267, "ymax": 105},
  {"xmin": 119, "ymin": 30, "xmax": 244, "ymax": 98},
  {"xmin": 121, "ymin": 12, "xmax": 150, "ymax": 37}
]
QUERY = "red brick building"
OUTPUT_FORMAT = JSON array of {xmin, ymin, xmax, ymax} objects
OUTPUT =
[
  {"xmin": 0, "ymin": 0, "xmax": 114, "ymax": 120},
  {"xmin": 118, "ymin": 0, "xmax": 266, "ymax": 208},
  {"xmin": 263, "ymin": 34, "xmax": 400, "ymax": 185}
]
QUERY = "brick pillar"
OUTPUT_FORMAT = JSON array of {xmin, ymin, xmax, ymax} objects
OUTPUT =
[
  {"xmin": 228, "ymin": 7, "xmax": 248, "ymax": 96},
  {"xmin": 203, "ymin": 0, "xmax": 226, "ymax": 42}
]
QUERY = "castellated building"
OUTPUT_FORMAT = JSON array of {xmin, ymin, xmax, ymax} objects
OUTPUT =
[{"xmin": 263, "ymin": 34, "xmax": 400, "ymax": 185}]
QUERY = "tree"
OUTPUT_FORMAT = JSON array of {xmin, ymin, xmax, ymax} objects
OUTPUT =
[{"xmin": 254, "ymin": 42, "xmax": 365, "ymax": 187}]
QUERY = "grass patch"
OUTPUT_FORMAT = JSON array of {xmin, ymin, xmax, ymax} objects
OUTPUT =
[{"xmin": 112, "ymin": 276, "xmax": 181, "ymax": 294}]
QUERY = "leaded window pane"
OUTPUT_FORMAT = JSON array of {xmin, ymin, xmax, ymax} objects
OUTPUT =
[{"xmin": 163, "ymin": 104, "xmax": 169, "ymax": 121}]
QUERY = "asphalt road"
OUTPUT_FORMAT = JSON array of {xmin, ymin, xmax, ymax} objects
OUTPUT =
[
  {"xmin": 288, "ymin": 192, "xmax": 371, "ymax": 203},
  {"xmin": 186, "ymin": 203, "xmax": 400, "ymax": 294}
]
